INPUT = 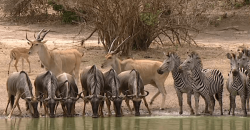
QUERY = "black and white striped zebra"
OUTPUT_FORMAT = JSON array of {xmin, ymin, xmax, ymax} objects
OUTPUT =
[
  {"xmin": 238, "ymin": 48, "xmax": 250, "ymax": 111},
  {"xmin": 226, "ymin": 53, "xmax": 247, "ymax": 116},
  {"xmin": 157, "ymin": 52, "xmax": 194, "ymax": 115},
  {"xmin": 179, "ymin": 51, "xmax": 224, "ymax": 115}
]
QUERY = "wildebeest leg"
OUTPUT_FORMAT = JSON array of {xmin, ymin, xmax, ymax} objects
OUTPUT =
[
  {"xmin": 99, "ymin": 101, "xmax": 104, "ymax": 117},
  {"xmin": 176, "ymin": 91, "xmax": 183, "ymax": 115},
  {"xmin": 16, "ymin": 102, "xmax": 22, "ymax": 115},
  {"xmin": 8, "ymin": 94, "xmax": 21, "ymax": 118},
  {"xmin": 83, "ymin": 101, "xmax": 87, "ymax": 116},
  {"xmin": 187, "ymin": 92, "xmax": 194, "ymax": 115},
  {"xmin": 125, "ymin": 98, "xmax": 133, "ymax": 114},
  {"xmin": 142, "ymin": 97, "xmax": 151, "ymax": 115},
  {"xmin": 3, "ymin": 95, "xmax": 11, "ymax": 115},
  {"xmin": 43, "ymin": 102, "xmax": 49, "ymax": 117},
  {"xmin": 106, "ymin": 98, "xmax": 111, "ymax": 116},
  {"xmin": 72, "ymin": 103, "xmax": 76, "ymax": 115},
  {"xmin": 61, "ymin": 103, "xmax": 67, "ymax": 116}
]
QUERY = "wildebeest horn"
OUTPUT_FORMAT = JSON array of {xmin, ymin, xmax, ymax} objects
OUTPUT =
[
  {"xmin": 26, "ymin": 97, "xmax": 32, "ymax": 101},
  {"xmin": 119, "ymin": 95, "xmax": 125, "ymax": 100},
  {"xmin": 26, "ymin": 32, "xmax": 32, "ymax": 43},
  {"xmin": 97, "ymin": 95, "xmax": 106, "ymax": 101},
  {"xmin": 44, "ymin": 97, "xmax": 51, "ymax": 101},
  {"xmin": 139, "ymin": 90, "xmax": 149, "ymax": 98},
  {"xmin": 84, "ymin": 95, "xmax": 93, "ymax": 101},
  {"xmin": 71, "ymin": 92, "xmax": 83, "ymax": 101},
  {"xmin": 54, "ymin": 97, "xmax": 62, "ymax": 101}
]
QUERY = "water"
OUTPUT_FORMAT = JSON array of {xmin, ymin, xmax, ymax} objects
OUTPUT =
[{"xmin": 1, "ymin": 116, "xmax": 250, "ymax": 130}]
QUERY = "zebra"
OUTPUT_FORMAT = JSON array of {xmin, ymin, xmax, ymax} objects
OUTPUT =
[
  {"xmin": 237, "ymin": 48, "xmax": 250, "ymax": 111},
  {"xmin": 226, "ymin": 53, "xmax": 247, "ymax": 116},
  {"xmin": 157, "ymin": 52, "xmax": 194, "ymax": 115},
  {"xmin": 179, "ymin": 51, "xmax": 224, "ymax": 115}
]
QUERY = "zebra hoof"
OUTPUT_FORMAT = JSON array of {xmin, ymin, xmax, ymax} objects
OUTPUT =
[{"xmin": 179, "ymin": 111, "xmax": 183, "ymax": 115}]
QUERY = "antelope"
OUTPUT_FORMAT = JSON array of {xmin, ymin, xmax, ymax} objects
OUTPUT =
[
  {"xmin": 8, "ymin": 47, "xmax": 31, "ymax": 75},
  {"xmin": 101, "ymin": 50, "xmax": 169, "ymax": 110},
  {"xmin": 118, "ymin": 69, "xmax": 151, "ymax": 116},
  {"xmin": 27, "ymin": 29, "xmax": 83, "ymax": 86},
  {"xmin": 56, "ymin": 73, "xmax": 82, "ymax": 117},
  {"xmin": 80, "ymin": 65, "xmax": 106, "ymax": 118},
  {"xmin": 3, "ymin": 71, "xmax": 40, "ymax": 118},
  {"xmin": 34, "ymin": 71, "xmax": 61, "ymax": 118}
]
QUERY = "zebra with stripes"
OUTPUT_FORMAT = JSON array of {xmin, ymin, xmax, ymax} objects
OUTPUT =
[
  {"xmin": 157, "ymin": 52, "xmax": 194, "ymax": 115},
  {"xmin": 179, "ymin": 51, "xmax": 224, "ymax": 115},
  {"xmin": 226, "ymin": 53, "xmax": 247, "ymax": 116},
  {"xmin": 237, "ymin": 48, "xmax": 250, "ymax": 111}
]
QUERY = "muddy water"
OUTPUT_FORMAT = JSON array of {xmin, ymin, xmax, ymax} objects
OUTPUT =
[{"xmin": 1, "ymin": 116, "xmax": 249, "ymax": 130}]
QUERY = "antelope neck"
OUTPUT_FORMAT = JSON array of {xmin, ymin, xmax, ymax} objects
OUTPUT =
[{"xmin": 38, "ymin": 44, "xmax": 51, "ymax": 70}]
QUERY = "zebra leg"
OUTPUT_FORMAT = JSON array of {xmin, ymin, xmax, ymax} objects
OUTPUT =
[
  {"xmin": 187, "ymin": 92, "xmax": 194, "ymax": 115},
  {"xmin": 228, "ymin": 95, "xmax": 232, "ymax": 115},
  {"xmin": 230, "ymin": 95, "xmax": 236, "ymax": 116},
  {"xmin": 240, "ymin": 95, "xmax": 247, "ymax": 117},
  {"xmin": 194, "ymin": 92, "xmax": 200, "ymax": 116},
  {"xmin": 176, "ymin": 91, "xmax": 183, "ymax": 115},
  {"xmin": 216, "ymin": 91, "xmax": 223, "ymax": 115},
  {"xmin": 210, "ymin": 96, "xmax": 215, "ymax": 114}
]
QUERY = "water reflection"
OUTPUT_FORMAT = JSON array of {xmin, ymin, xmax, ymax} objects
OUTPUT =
[{"xmin": 1, "ymin": 116, "xmax": 250, "ymax": 130}]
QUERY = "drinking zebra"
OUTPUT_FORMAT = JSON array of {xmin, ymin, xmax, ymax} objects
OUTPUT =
[
  {"xmin": 157, "ymin": 52, "xmax": 194, "ymax": 115},
  {"xmin": 179, "ymin": 51, "xmax": 224, "ymax": 115},
  {"xmin": 226, "ymin": 53, "xmax": 247, "ymax": 116}
]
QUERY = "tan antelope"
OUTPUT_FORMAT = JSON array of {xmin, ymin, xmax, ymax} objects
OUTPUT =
[
  {"xmin": 27, "ymin": 29, "xmax": 83, "ymax": 85},
  {"xmin": 8, "ymin": 47, "xmax": 31, "ymax": 75},
  {"xmin": 101, "ymin": 38, "xmax": 170, "ymax": 110}
]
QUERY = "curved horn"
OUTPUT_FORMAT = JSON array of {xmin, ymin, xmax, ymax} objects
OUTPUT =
[
  {"xmin": 54, "ymin": 97, "xmax": 62, "ymax": 101},
  {"xmin": 44, "ymin": 97, "xmax": 51, "ymax": 101},
  {"xmin": 36, "ymin": 29, "xmax": 45, "ymax": 41},
  {"xmin": 139, "ymin": 90, "xmax": 149, "ymax": 98},
  {"xmin": 119, "ymin": 95, "xmax": 126, "ymax": 100},
  {"xmin": 26, "ymin": 32, "xmax": 32, "ymax": 43},
  {"xmin": 111, "ymin": 36, "xmax": 131, "ymax": 54},
  {"xmin": 108, "ymin": 36, "xmax": 119, "ymax": 53},
  {"xmin": 84, "ymin": 95, "xmax": 93, "ymax": 101},
  {"xmin": 39, "ymin": 29, "xmax": 50, "ymax": 41},
  {"xmin": 26, "ymin": 97, "xmax": 32, "ymax": 101}
]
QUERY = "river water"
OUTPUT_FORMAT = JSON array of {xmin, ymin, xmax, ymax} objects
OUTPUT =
[{"xmin": 1, "ymin": 116, "xmax": 249, "ymax": 130}]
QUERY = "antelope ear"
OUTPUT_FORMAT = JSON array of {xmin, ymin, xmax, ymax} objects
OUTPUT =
[
  {"xmin": 41, "ymin": 40, "xmax": 47, "ymax": 44},
  {"xmin": 116, "ymin": 51, "xmax": 122, "ymax": 57},
  {"xmin": 226, "ymin": 53, "xmax": 232, "ymax": 59},
  {"xmin": 27, "ymin": 42, "xmax": 31, "ymax": 45}
]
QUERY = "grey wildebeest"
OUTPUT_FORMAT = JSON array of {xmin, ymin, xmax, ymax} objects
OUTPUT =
[
  {"xmin": 157, "ymin": 52, "xmax": 194, "ymax": 115},
  {"xmin": 101, "ymin": 52, "xmax": 169, "ymax": 110},
  {"xmin": 104, "ymin": 69, "xmax": 124, "ymax": 117},
  {"xmin": 226, "ymin": 53, "xmax": 247, "ymax": 116},
  {"xmin": 34, "ymin": 71, "xmax": 61, "ymax": 118},
  {"xmin": 118, "ymin": 69, "xmax": 151, "ymax": 116},
  {"xmin": 3, "ymin": 71, "xmax": 39, "ymax": 118},
  {"xmin": 179, "ymin": 51, "xmax": 224, "ymax": 115},
  {"xmin": 56, "ymin": 73, "xmax": 82, "ymax": 117},
  {"xmin": 27, "ymin": 29, "xmax": 83, "ymax": 86},
  {"xmin": 8, "ymin": 47, "xmax": 31, "ymax": 75},
  {"xmin": 80, "ymin": 65, "xmax": 106, "ymax": 118}
]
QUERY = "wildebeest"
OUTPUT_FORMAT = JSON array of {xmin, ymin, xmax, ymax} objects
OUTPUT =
[
  {"xmin": 56, "ymin": 73, "xmax": 82, "ymax": 117},
  {"xmin": 80, "ymin": 65, "xmax": 106, "ymax": 118},
  {"xmin": 104, "ymin": 69, "xmax": 124, "ymax": 117},
  {"xmin": 118, "ymin": 69, "xmax": 151, "ymax": 116},
  {"xmin": 34, "ymin": 71, "xmax": 61, "ymax": 118},
  {"xmin": 3, "ymin": 71, "xmax": 39, "ymax": 118}
]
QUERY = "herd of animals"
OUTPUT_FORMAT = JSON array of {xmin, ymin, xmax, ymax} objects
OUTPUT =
[{"xmin": 3, "ymin": 29, "xmax": 250, "ymax": 119}]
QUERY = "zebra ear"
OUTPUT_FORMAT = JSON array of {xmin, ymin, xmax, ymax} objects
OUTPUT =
[{"xmin": 226, "ymin": 53, "xmax": 232, "ymax": 59}]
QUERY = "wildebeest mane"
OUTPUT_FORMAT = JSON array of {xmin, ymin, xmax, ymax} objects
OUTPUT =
[
  {"xmin": 108, "ymin": 69, "xmax": 120, "ymax": 97},
  {"xmin": 20, "ymin": 71, "xmax": 33, "ymax": 91},
  {"xmin": 88, "ymin": 65, "xmax": 101, "ymax": 95}
]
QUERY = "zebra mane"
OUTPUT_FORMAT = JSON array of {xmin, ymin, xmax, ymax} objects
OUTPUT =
[
  {"xmin": 189, "ymin": 51, "xmax": 203, "ymax": 69},
  {"xmin": 170, "ymin": 52, "xmax": 181, "ymax": 65}
]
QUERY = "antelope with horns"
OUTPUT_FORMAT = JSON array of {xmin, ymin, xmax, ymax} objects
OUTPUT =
[
  {"xmin": 3, "ymin": 71, "xmax": 40, "ymax": 118},
  {"xmin": 101, "ymin": 37, "xmax": 170, "ymax": 110},
  {"xmin": 27, "ymin": 29, "xmax": 83, "ymax": 85},
  {"xmin": 8, "ymin": 47, "xmax": 31, "ymax": 75}
]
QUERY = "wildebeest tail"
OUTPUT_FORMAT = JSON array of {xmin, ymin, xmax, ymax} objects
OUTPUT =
[{"xmin": 10, "ymin": 95, "xmax": 14, "ymax": 108}]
